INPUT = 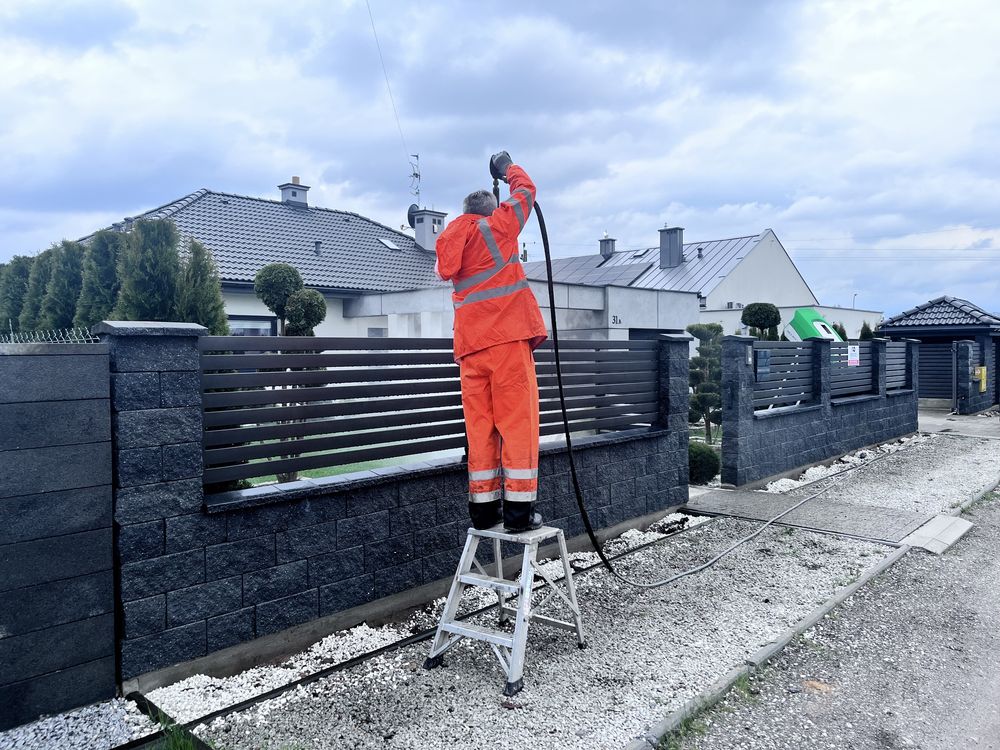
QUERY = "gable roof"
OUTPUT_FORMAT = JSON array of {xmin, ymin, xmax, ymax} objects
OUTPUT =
[
  {"xmin": 105, "ymin": 189, "xmax": 446, "ymax": 294},
  {"xmin": 522, "ymin": 233, "xmax": 763, "ymax": 294},
  {"xmin": 879, "ymin": 296, "xmax": 1000, "ymax": 330}
]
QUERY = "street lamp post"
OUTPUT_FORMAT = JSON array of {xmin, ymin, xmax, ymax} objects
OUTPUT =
[{"xmin": 852, "ymin": 293, "xmax": 858, "ymax": 309}]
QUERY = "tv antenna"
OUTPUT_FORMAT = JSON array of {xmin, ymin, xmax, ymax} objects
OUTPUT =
[{"xmin": 409, "ymin": 154, "xmax": 421, "ymax": 205}]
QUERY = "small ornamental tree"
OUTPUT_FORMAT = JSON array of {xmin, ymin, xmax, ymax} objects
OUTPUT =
[
  {"xmin": 0, "ymin": 255, "xmax": 34, "ymax": 332},
  {"xmin": 832, "ymin": 321, "xmax": 848, "ymax": 341},
  {"xmin": 687, "ymin": 322, "xmax": 723, "ymax": 444},
  {"xmin": 254, "ymin": 263, "xmax": 303, "ymax": 334},
  {"xmin": 39, "ymin": 240, "xmax": 85, "ymax": 330},
  {"xmin": 19, "ymin": 248, "xmax": 55, "ymax": 331},
  {"xmin": 177, "ymin": 240, "xmax": 229, "ymax": 335},
  {"xmin": 741, "ymin": 302, "xmax": 781, "ymax": 340},
  {"xmin": 859, "ymin": 321, "xmax": 874, "ymax": 340},
  {"xmin": 285, "ymin": 288, "xmax": 326, "ymax": 336},
  {"xmin": 75, "ymin": 230, "xmax": 124, "ymax": 328},
  {"xmin": 114, "ymin": 219, "xmax": 181, "ymax": 321}
]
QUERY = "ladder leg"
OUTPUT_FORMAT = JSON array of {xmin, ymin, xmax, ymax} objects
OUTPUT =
[
  {"xmin": 557, "ymin": 530, "xmax": 587, "ymax": 648},
  {"xmin": 504, "ymin": 542, "xmax": 536, "ymax": 696},
  {"xmin": 425, "ymin": 534, "xmax": 479, "ymax": 668},
  {"xmin": 494, "ymin": 537, "xmax": 509, "ymax": 625}
]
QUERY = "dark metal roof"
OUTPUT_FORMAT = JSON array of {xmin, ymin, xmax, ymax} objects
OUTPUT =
[
  {"xmin": 879, "ymin": 296, "xmax": 1000, "ymax": 330},
  {"xmin": 111, "ymin": 189, "xmax": 446, "ymax": 294},
  {"xmin": 523, "ymin": 234, "xmax": 762, "ymax": 294}
]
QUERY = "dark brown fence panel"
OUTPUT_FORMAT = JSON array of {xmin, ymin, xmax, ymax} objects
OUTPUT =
[
  {"xmin": 200, "ymin": 337, "xmax": 658, "ymax": 485},
  {"xmin": 830, "ymin": 341, "xmax": 875, "ymax": 399},
  {"xmin": 886, "ymin": 341, "xmax": 909, "ymax": 390},
  {"xmin": 752, "ymin": 341, "xmax": 814, "ymax": 409}
]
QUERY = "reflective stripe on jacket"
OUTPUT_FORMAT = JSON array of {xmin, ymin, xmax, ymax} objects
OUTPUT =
[{"xmin": 434, "ymin": 165, "xmax": 548, "ymax": 361}]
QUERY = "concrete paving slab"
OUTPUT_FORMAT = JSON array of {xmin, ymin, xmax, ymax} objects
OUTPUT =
[
  {"xmin": 685, "ymin": 490, "xmax": 932, "ymax": 544},
  {"xmin": 919, "ymin": 407, "xmax": 1000, "ymax": 439},
  {"xmin": 901, "ymin": 514, "xmax": 975, "ymax": 554}
]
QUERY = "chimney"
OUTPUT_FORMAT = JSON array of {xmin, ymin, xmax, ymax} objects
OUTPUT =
[
  {"xmin": 599, "ymin": 233, "xmax": 616, "ymax": 260},
  {"xmin": 658, "ymin": 224, "xmax": 684, "ymax": 268},
  {"xmin": 278, "ymin": 176, "xmax": 310, "ymax": 206},
  {"xmin": 410, "ymin": 207, "xmax": 448, "ymax": 251}
]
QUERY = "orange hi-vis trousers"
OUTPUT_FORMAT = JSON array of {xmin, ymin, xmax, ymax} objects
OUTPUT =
[{"xmin": 460, "ymin": 339, "xmax": 540, "ymax": 530}]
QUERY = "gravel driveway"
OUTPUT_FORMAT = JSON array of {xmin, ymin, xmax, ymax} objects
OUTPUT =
[
  {"xmin": 676, "ymin": 491, "xmax": 1000, "ymax": 750},
  {"xmin": 193, "ymin": 520, "xmax": 889, "ymax": 750}
]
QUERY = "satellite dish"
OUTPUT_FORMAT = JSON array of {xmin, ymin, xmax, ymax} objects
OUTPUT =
[{"xmin": 407, "ymin": 203, "xmax": 419, "ymax": 229}]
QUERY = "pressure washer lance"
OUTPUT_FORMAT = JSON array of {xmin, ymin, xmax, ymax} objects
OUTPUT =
[{"xmin": 490, "ymin": 153, "xmax": 887, "ymax": 590}]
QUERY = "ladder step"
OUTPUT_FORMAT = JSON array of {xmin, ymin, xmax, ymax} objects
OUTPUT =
[
  {"xmin": 441, "ymin": 622, "xmax": 515, "ymax": 648},
  {"xmin": 458, "ymin": 572, "xmax": 520, "ymax": 594}
]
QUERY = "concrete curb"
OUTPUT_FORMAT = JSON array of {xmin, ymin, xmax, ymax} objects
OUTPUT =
[
  {"xmin": 624, "ymin": 544, "xmax": 911, "ymax": 749},
  {"xmin": 947, "ymin": 473, "xmax": 1000, "ymax": 516}
]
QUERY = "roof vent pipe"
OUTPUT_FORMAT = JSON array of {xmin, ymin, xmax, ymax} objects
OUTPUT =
[
  {"xmin": 314, "ymin": 240, "xmax": 322, "ymax": 254},
  {"xmin": 697, "ymin": 246, "xmax": 703, "ymax": 259},
  {"xmin": 658, "ymin": 225, "xmax": 684, "ymax": 269},
  {"xmin": 599, "ymin": 233, "xmax": 616, "ymax": 260}
]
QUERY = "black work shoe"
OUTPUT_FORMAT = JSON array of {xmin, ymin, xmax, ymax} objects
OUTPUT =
[{"xmin": 503, "ymin": 512, "xmax": 543, "ymax": 533}]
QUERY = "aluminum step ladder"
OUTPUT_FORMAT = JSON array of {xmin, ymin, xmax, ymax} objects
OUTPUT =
[{"xmin": 423, "ymin": 524, "xmax": 586, "ymax": 696}]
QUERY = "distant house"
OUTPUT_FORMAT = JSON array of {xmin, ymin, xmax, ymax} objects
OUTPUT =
[
  {"xmin": 878, "ymin": 296, "xmax": 999, "ymax": 404},
  {"xmin": 523, "ymin": 227, "xmax": 882, "ymax": 338},
  {"xmin": 110, "ymin": 177, "xmax": 448, "ymax": 337}
]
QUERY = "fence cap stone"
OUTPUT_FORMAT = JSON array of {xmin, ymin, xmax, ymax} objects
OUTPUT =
[
  {"xmin": 722, "ymin": 335, "xmax": 756, "ymax": 342},
  {"xmin": 658, "ymin": 333, "xmax": 694, "ymax": 342},
  {"xmin": 92, "ymin": 321, "xmax": 208, "ymax": 337}
]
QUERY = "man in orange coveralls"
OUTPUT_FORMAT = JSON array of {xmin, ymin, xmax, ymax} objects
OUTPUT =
[{"xmin": 434, "ymin": 151, "xmax": 548, "ymax": 533}]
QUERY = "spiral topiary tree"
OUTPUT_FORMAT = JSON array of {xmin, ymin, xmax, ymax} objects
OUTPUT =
[{"xmin": 687, "ymin": 322, "xmax": 723, "ymax": 444}]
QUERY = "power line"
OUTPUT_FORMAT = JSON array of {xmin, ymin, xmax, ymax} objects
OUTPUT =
[
  {"xmin": 365, "ymin": 0, "xmax": 410, "ymax": 167},
  {"xmin": 785, "ymin": 226, "xmax": 992, "ymax": 242}
]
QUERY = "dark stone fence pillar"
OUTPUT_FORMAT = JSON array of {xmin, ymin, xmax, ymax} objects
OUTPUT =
[
  {"xmin": 872, "ymin": 338, "xmax": 888, "ymax": 397},
  {"xmin": 0, "ymin": 342, "xmax": 114, "ymax": 730},
  {"xmin": 721, "ymin": 335, "xmax": 755, "ymax": 486},
  {"xmin": 955, "ymin": 337, "xmax": 995, "ymax": 414},
  {"xmin": 94, "ymin": 321, "xmax": 208, "ymax": 681}
]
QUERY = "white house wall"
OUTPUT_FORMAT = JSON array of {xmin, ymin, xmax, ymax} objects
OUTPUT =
[
  {"xmin": 701, "ymin": 305, "xmax": 883, "ymax": 339},
  {"xmin": 222, "ymin": 289, "xmax": 388, "ymax": 337},
  {"xmin": 705, "ymin": 230, "xmax": 818, "ymax": 310}
]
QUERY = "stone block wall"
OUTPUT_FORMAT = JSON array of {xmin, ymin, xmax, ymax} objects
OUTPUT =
[
  {"xmin": 0, "ymin": 343, "xmax": 115, "ymax": 731},
  {"xmin": 722, "ymin": 336, "xmax": 919, "ymax": 487},
  {"xmin": 101, "ymin": 327, "xmax": 690, "ymax": 682},
  {"xmin": 955, "ymin": 337, "xmax": 997, "ymax": 414}
]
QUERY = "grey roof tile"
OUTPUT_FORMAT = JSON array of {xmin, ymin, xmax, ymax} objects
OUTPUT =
[
  {"xmin": 107, "ymin": 189, "xmax": 446, "ymax": 294},
  {"xmin": 523, "ymin": 234, "xmax": 761, "ymax": 294},
  {"xmin": 880, "ymin": 296, "xmax": 1000, "ymax": 329}
]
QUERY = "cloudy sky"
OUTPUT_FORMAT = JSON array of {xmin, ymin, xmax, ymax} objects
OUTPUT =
[{"xmin": 1, "ymin": 0, "xmax": 998, "ymax": 317}]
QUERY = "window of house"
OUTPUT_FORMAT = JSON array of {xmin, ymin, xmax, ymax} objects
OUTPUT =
[{"xmin": 228, "ymin": 316, "xmax": 278, "ymax": 336}]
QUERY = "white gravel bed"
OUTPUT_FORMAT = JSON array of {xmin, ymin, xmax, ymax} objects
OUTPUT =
[
  {"xmin": 141, "ymin": 513, "xmax": 703, "ymax": 726},
  {"xmin": 0, "ymin": 697, "xmax": 157, "ymax": 750},
  {"xmin": 781, "ymin": 433, "xmax": 1000, "ymax": 515},
  {"xmin": 763, "ymin": 433, "xmax": 935, "ymax": 493},
  {"xmin": 194, "ymin": 518, "xmax": 890, "ymax": 750}
]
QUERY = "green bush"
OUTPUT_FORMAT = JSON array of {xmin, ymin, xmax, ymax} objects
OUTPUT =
[{"xmin": 689, "ymin": 442, "xmax": 720, "ymax": 485}]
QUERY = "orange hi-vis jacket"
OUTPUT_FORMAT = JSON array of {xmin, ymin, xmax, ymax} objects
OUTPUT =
[{"xmin": 434, "ymin": 165, "xmax": 548, "ymax": 361}]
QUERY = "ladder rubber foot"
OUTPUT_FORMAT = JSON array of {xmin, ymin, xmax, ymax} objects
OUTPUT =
[
  {"xmin": 503, "ymin": 678, "xmax": 524, "ymax": 697},
  {"xmin": 423, "ymin": 655, "xmax": 444, "ymax": 670}
]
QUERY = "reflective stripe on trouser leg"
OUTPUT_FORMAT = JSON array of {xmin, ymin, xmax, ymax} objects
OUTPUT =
[{"xmin": 461, "ymin": 346, "xmax": 503, "ymax": 529}]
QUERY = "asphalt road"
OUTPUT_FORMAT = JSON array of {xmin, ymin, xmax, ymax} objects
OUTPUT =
[{"xmin": 679, "ymin": 490, "xmax": 1000, "ymax": 750}]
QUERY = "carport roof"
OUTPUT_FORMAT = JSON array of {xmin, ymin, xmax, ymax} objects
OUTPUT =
[{"xmin": 879, "ymin": 296, "xmax": 1000, "ymax": 332}]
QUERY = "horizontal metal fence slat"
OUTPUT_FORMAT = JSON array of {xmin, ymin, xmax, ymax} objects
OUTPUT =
[
  {"xmin": 203, "ymin": 435, "xmax": 470, "ymax": 484},
  {"xmin": 204, "ymin": 407, "xmax": 469, "ymax": 446},
  {"xmin": 754, "ymin": 374, "xmax": 813, "ymax": 387},
  {"xmin": 203, "ymin": 394, "xmax": 465, "ymax": 427},
  {"xmin": 203, "ymin": 379, "xmax": 463, "ymax": 408},
  {"xmin": 199, "ymin": 335, "xmax": 658, "ymax": 353},
  {"xmin": 202, "ymin": 366, "xmax": 460, "ymax": 389},
  {"xmin": 202, "ymin": 351, "xmax": 459, "ymax": 369},
  {"xmin": 753, "ymin": 341, "xmax": 812, "ymax": 350},
  {"xmin": 753, "ymin": 393, "xmax": 815, "ymax": 408},
  {"xmin": 753, "ymin": 387, "xmax": 814, "ymax": 401},
  {"xmin": 200, "ymin": 336, "xmax": 456, "ymax": 352}
]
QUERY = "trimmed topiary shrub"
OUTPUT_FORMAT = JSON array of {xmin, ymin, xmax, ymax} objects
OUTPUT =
[{"xmin": 689, "ymin": 442, "xmax": 720, "ymax": 484}]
